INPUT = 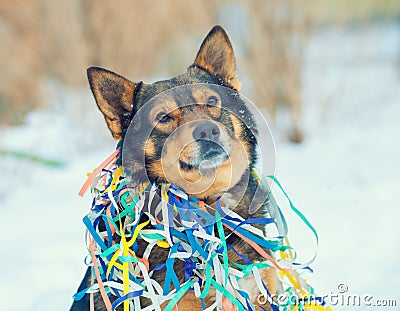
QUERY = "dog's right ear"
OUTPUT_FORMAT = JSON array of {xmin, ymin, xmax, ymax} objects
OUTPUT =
[{"xmin": 87, "ymin": 67, "xmax": 137, "ymax": 140}]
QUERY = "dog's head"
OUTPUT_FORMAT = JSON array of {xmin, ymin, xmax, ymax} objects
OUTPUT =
[{"xmin": 87, "ymin": 26, "xmax": 258, "ymax": 200}]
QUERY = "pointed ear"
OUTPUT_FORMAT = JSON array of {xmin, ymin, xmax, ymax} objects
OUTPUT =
[
  {"xmin": 87, "ymin": 67, "xmax": 137, "ymax": 140},
  {"xmin": 193, "ymin": 25, "xmax": 240, "ymax": 91}
]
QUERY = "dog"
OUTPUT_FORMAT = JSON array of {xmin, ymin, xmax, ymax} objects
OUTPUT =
[{"xmin": 71, "ymin": 25, "xmax": 278, "ymax": 311}]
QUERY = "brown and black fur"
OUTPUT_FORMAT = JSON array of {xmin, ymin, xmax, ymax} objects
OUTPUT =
[{"xmin": 71, "ymin": 25, "xmax": 278, "ymax": 311}]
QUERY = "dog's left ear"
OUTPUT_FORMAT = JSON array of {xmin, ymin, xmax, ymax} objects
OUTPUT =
[
  {"xmin": 87, "ymin": 67, "xmax": 137, "ymax": 140},
  {"xmin": 193, "ymin": 25, "xmax": 240, "ymax": 91}
]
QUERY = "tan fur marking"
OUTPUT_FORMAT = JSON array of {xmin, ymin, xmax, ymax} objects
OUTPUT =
[
  {"xmin": 191, "ymin": 87, "xmax": 221, "ymax": 118},
  {"xmin": 230, "ymin": 113, "xmax": 252, "ymax": 164},
  {"xmin": 144, "ymin": 138, "xmax": 156, "ymax": 158},
  {"xmin": 230, "ymin": 113, "xmax": 243, "ymax": 139},
  {"xmin": 148, "ymin": 159, "xmax": 165, "ymax": 180}
]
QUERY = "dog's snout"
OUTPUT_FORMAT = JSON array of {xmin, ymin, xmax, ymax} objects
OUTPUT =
[{"xmin": 193, "ymin": 122, "xmax": 220, "ymax": 141}]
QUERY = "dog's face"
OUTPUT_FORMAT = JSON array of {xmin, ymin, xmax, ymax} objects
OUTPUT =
[
  {"xmin": 87, "ymin": 26, "xmax": 257, "ymax": 199},
  {"xmin": 137, "ymin": 83, "xmax": 257, "ymax": 199}
]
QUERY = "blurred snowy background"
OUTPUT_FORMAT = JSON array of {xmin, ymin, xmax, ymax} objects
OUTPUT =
[{"xmin": 1, "ymin": 1, "xmax": 399, "ymax": 310}]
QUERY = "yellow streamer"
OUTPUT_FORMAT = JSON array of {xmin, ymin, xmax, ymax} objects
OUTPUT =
[
  {"xmin": 103, "ymin": 166, "xmax": 123, "ymax": 193},
  {"xmin": 128, "ymin": 220, "xmax": 150, "ymax": 247},
  {"xmin": 106, "ymin": 250, "xmax": 123, "ymax": 277},
  {"xmin": 121, "ymin": 228, "xmax": 130, "ymax": 311},
  {"xmin": 156, "ymin": 240, "xmax": 170, "ymax": 248}
]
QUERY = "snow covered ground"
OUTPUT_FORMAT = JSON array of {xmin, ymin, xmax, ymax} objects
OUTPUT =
[{"xmin": 1, "ymin": 23, "xmax": 399, "ymax": 310}]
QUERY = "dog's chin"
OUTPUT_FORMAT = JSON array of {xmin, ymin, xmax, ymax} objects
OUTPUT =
[{"xmin": 180, "ymin": 153, "xmax": 229, "ymax": 176}]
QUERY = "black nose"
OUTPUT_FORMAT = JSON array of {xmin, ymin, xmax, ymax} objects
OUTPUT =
[{"xmin": 193, "ymin": 122, "xmax": 220, "ymax": 141}]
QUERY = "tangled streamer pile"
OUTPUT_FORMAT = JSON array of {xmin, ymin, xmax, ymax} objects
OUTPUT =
[{"xmin": 73, "ymin": 148, "xmax": 332, "ymax": 311}]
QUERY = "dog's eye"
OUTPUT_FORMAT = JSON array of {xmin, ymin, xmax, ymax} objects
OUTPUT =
[
  {"xmin": 155, "ymin": 112, "xmax": 173, "ymax": 123},
  {"xmin": 206, "ymin": 96, "xmax": 218, "ymax": 107}
]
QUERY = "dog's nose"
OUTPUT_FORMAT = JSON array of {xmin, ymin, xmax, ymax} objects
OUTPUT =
[{"xmin": 193, "ymin": 122, "xmax": 220, "ymax": 141}]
